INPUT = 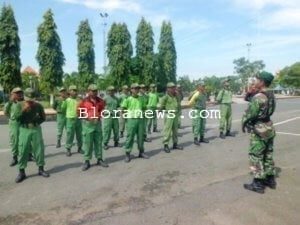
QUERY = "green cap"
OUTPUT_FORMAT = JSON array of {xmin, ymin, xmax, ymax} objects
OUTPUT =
[
  {"xmin": 106, "ymin": 86, "xmax": 115, "ymax": 91},
  {"xmin": 140, "ymin": 84, "xmax": 146, "ymax": 88},
  {"xmin": 69, "ymin": 85, "xmax": 77, "ymax": 91},
  {"xmin": 11, "ymin": 87, "xmax": 23, "ymax": 93},
  {"xmin": 150, "ymin": 83, "xmax": 156, "ymax": 88},
  {"xmin": 122, "ymin": 85, "xmax": 129, "ymax": 89},
  {"xmin": 256, "ymin": 71, "xmax": 274, "ymax": 84},
  {"xmin": 24, "ymin": 88, "xmax": 35, "ymax": 101},
  {"xmin": 59, "ymin": 87, "xmax": 66, "ymax": 92},
  {"xmin": 88, "ymin": 84, "xmax": 98, "ymax": 91},
  {"xmin": 131, "ymin": 83, "xmax": 140, "ymax": 88},
  {"xmin": 167, "ymin": 82, "xmax": 176, "ymax": 88}
]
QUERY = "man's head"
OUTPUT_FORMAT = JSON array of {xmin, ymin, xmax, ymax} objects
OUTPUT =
[
  {"xmin": 166, "ymin": 82, "xmax": 176, "ymax": 95},
  {"xmin": 122, "ymin": 85, "xmax": 129, "ymax": 94},
  {"xmin": 68, "ymin": 85, "xmax": 78, "ymax": 98},
  {"xmin": 130, "ymin": 83, "xmax": 140, "ymax": 96},
  {"xmin": 59, "ymin": 87, "xmax": 67, "ymax": 98},
  {"xmin": 255, "ymin": 71, "xmax": 274, "ymax": 89},
  {"xmin": 197, "ymin": 82, "xmax": 206, "ymax": 93},
  {"xmin": 11, "ymin": 87, "xmax": 23, "ymax": 101},
  {"xmin": 149, "ymin": 84, "xmax": 156, "ymax": 92},
  {"xmin": 24, "ymin": 88, "xmax": 35, "ymax": 102},
  {"xmin": 106, "ymin": 86, "xmax": 115, "ymax": 96},
  {"xmin": 140, "ymin": 84, "xmax": 146, "ymax": 94},
  {"xmin": 223, "ymin": 81, "xmax": 230, "ymax": 89},
  {"xmin": 87, "ymin": 84, "xmax": 98, "ymax": 98}
]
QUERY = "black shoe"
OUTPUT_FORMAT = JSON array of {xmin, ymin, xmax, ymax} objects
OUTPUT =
[
  {"xmin": 125, "ymin": 153, "xmax": 131, "ymax": 163},
  {"xmin": 153, "ymin": 128, "xmax": 159, "ymax": 133},
  {"xmin": 144, "ymin": 138, "xmax": 151, "ymax": 142},
  {"xmin": 164, "ymin": 144, "xmax": 170, "ymax": 153},
  {"xmin": 82, "ymin": 160, "xmax": 91, "ymax": 171},
  {"xmin": 28, "ymin": 153, "xmax": 34, "ymax": 162},
  {"xmin": 104, "ymin": 144, "xmax": 109, "ymax": 150},
  {"xmin": 263, "ymin": 175, "xmax": 277, "ymax": 189},
  {"xmin": 10, "ymin": 155, "xmax": 18, "ymax": 167},
  {"xmin": 139, "ymin": 152, "xmax": 149, "ymax": 159},
  {"xmin": 66, "ymin": 149, "xmax": 72, "ymax": 157},
  {"xmin": 120, "ymin": 131, "xmax": 124, "ymax": 138},
  {"xmin": 226, "ymin": 130, "xmax": 235, "ymax": 137},
  {"xmin": 243, "ymin": 178, "xmax": 265, "ymax": 194},
  {"xmin": 200, "ymin": 136, "xmax": 209, "ymax": 143},
  {"xmin": 97, "ymin": 159, "xmax": 109, "ymax": 167},
  {"xmin": 194, "ymin": 138, "xmax": 201, "ymax": 146},
  {"xmin": 15, "ymin": 169, "xmax": 26, "ymax": 183},
  {"xmin": 77, "ymin": 148, "xmax": 84, "ymax": 154},
  {"xmin": 173, "ymin": 144, "xmax": 183, "ymax": 150},
  {"xmin": 38, "ymin": 166, "xmax": 50, "ymax": 177},
  {"xmin": 56, "ymin": 140, "xmax": 61, "ymax": 148},
  {"xmin": 114, "ymin": 142, "xmax": 122, "ymax": 147},
  {"xmin": 220, "ymin": 132, "xmax": 226, "ymax": 139}
]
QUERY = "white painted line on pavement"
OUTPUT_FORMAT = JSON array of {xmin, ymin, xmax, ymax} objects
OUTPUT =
[
  {"xmin": 277, "ymin": 132, "xmax": 300, "ymax": 136},
  {"xmin": 274, "ymin": 117, "xmax": 300, "ymax": 126}
]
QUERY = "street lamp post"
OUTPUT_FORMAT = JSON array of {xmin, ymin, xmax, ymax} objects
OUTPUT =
[{"xmin": 100, "ymin": 12, "xmax": 108, "ymax": 75}]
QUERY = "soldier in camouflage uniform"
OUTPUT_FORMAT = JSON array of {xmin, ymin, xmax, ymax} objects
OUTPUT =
[{"xmin": 242, "ymin": 71, "xmax": 276, "ymax": 194}]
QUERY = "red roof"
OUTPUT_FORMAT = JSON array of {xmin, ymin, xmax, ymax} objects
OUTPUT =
[{"xmin": 22, "ymin": 66, "xmax": 40, "ymax": 78}]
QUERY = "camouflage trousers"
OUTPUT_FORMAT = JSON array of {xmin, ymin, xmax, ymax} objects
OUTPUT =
[{"xmin": 248, "ymin": 133, "xmax": 275, "ymax": 179}]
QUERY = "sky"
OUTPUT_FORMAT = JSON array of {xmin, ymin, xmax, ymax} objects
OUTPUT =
[{"xmin": 1, "ymin": 0, "xmax": 300, "ymax": 79}]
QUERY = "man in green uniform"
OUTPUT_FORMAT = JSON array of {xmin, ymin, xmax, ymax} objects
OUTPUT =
[
  {"xmin": 216, "ymin": 81, "xmax": 234, "ymax": 139},
  {"xmin": 78, "ymin": 84, "xmax": 108, "ymax": 171},
  {"xmin": 147, "ymin": 84, "xmax": 159, "ymax": 133},
  {"xmin": 103, "ymin": 86, "xmax": 122, "ymax": 150},
  {"xmin": 176, "ymin": 84, "xmax": 184, "ymax": 129},
  {"xmin": 139, "ymin": 84, "xmax": 151, "ymax": 142},
  {"xmin": 119, "ymin": 85, "xmax": 130, "ymax": 138},
  {"xmin": 189, "ymin": 82, "xmax": 209, "ymax": 145},
  {"xmin": 158, "ymin": 82, "xmax": 183, "ymax": 153},
  {"xmin": 121, "ymin": 83, "xmax": 149, "ymax": 162},
  {"xmin": 4, "ymin": 87, "xmax": 23, "ymax": 166},
  {"xmin": 15, "ymin": 88, "xmax": 49, "ymax": 183},
  {"xmin": 242, "ymin": 72, "xmax": 276, "ymax": 194},
  {"xmin": 61, "ymin": 85, "xmax": 83, "ymax": 156},
  {"xmin": 52, "ymin": 87, "xmax": 67, "ymax": 148}
]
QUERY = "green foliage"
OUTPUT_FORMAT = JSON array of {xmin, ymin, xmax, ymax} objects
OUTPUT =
[
  {"xmin": 157, "ymin": 21, "xmax": 176, "ymax": 92},
  {"xmin": 277, "ymin": 62, "xmax": 300, "ymax": 88},
  {"xmin": 107, "ymin": 23, "xmax": 133, "ymax": 89},
  {"xmin": 21, "ymin": 72, "xmax": 40, "ymax": 94},
  {"xmin": 0, "ymin": 4, "xmax": 22, "ymax": 93},
  {"xmin": 36, "ymin": 9, "xmax": 65, "ymax": 96},
  {"xmin": 177, "ymin": 75, "xmax": 194, "ymax": 93},
  {"xmin": 136, "ymin": 17, "xmax": 155, "ymax": 85},
  {"xmin": 76, "ymin": 20, "xmax": 95, "ymax": 89}
]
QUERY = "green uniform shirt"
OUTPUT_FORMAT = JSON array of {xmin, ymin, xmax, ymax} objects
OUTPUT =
[
  {"xmin": 189, "ymin": 91, "xmax": 206, "ymax": 109},
  {"xmin": 147, "ymin": 92, "xmax": 159, "ymax": 108},
  {"xmin": 15, "ymin": 101, "xmax": 46, "ymax": 125},
  {"xmin": 216, "ymin": 89, "xmax": 232, "ymax": 104},
  {"xmin": 52, "ymin": 97, "xmax": 66, "ymax": 114},
  {"xmin": 119, "ymin": 93, "xmax": 129, "ymax": 106},
  {"xmin": 61, "ymin": 97, "xmax": 79, "ymax": 118},
  {"xmin": 104, "ymin": 95, "xmax": 120, "ymax": 112},
  {"xmin": 138, "ymin": 93, "xmax": 149, "ymax": 111},
  {"xmin": 4, "ymin": 101, "xmax": 22, "ymax": 120},
  {"xmin": 158, "ymin": 94, "xmax": 179, "ymax": 112},
  {"xmin": 121, "ymin": 95, "xmax": 145, "ymax": 118}
]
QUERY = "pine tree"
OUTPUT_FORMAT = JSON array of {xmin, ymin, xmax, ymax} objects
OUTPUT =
[
  {"xmin": 76, "ymin": 19, "xmax": 95, "ymax": 92},
  {"xmin": 107, "ymin": 23, "xmax": 133, "ymax": 88},
  {"xmin": 0, "ymin": 4, "xmax": 22, "ymax": 94},
  {"xmin": 158, "ymin": 21, "xmax": 177, "ymax": 91},
  {"xmin": 36, "ymin": 9, "xmax": 65, "ymax": 102}
]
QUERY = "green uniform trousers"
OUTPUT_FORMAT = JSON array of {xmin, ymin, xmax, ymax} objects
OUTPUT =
[
  {"xmin": 249, "ymin": 133, "xmax": 275, "ymax": 179},
  {"xmin": 147, "ymin": 108, "xmax": 157, "ymax": 132},
  {"xmin": 103, "ymin": 117, "xmax": 119, "ymax": 145},
  {"xmin": 56, "ymin": 113, "xmax": 66, "ymax": 141},
  {"xmin": 9, "ymin": 119, "xmax": 20, "ymax": 157},
  {"xmin": 66, "ymin": 118, "xmax": 82, "ymax": 150},
  {"xmin": 163, "ymin": 115, "xmax": 179, "ymax": 145},
  {"xmin": 178, "ymin": 110, "xmax": 182, "ymax": 128},
  {"xmin": 18, "ymin": 125, "xmax": 45, "ymax": 169},
  {"xmin": 82, "ymin": 120, "xmax": 103, "ymax": 161},
  {"xmin": 142, "ymin": 117, "xmax": 147, "ymax": 139},
  {"xmin": 219, "ymin": 103, "xmax": 232, "ymax": 132},
  {"xmin": 119, "ymin": 113, "xmax": 127, "ymax": 133},
  {"xmin": 124, "ymin": 118, "xmax": 144, "ymax": 153},
  {"xmin": 192, "ymin": 110, "xmax": 206, "ymax": 138}
]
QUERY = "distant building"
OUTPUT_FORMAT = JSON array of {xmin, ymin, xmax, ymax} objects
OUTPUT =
[{"xmin": 22, "ymin": 66, "xmax": 40, "ymax": 78}]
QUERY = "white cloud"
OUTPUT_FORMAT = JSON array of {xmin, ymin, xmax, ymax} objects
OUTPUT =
[
  {"xmin": 231, "ymin": 0, "xmax": 298, "ymax": 10},
  {"xmin": 58, "ymin": 0, "xmax": 141, "ymax": 13}
]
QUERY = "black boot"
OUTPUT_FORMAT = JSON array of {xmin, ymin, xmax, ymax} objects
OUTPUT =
[
  {"xmin": 244, "ymin": 178, "xmax": 265, "ymax": 194},
  {"xmin": 10, "ymin": 155, "xmax": 18, "ymax": 167},
  {"xmin": 38, "ymin": 166, "xmax": 50, "ymax": 178},
  {"xmin": 153, "ymin": 127, "xmax": 159, "ymax": 133},
  {"xmin": 104, "ymin": 144, "xmax": 109, "ymax": 150},
  {"xmin": 164, "ymin": 144, "xmax": 170, "ymax": 153},
  {"xmin": 125, "ymin": 153, "xmax": 131, "ymax": 163},
  {"xmin": 114, "ymin": 142, "xmax": 122, "ymax": 147},
  {"xmin": 28, "ymin": 153, "xmax": 34, "ymax": 162},
  {"xmin": 77, "ymin": 147, "xmax": 84, "ymax": 154},
  {"xmin": 120, "ymin": 131, "xmax": 124, "ymax": 138},
  {"xmin": 200, "ymin": 136, "xmax": 209, "ymax": 143},
  {"xmin": 56, "ymin": 139, "xmax": 61, "ymax": 148},
  {"xmin": 139, "ymin": 152, "xmax": 149, "ymax": 159},
  {"xmin": 194, "ymin": 137, "xmax": 200, "ymax": 146},
  {"xmin": 15, "ymin": 169, "xmax": 26, "ymax": 183},
  {"xmin": 226, "ymin": 130, "xmax": 235, "ymax": 137},
  {"xmin": 66, "ymin": 149, "xmax": 72, "ymax": 157},
  {"xmin": 173, "ymin": 143, "xmax": 183, "ymax": 150},
  {"xmin": 144, "ymin": 137, "xmax": 151, "ymax": 142},
  {"xmin": 220, "ymin": 132, "xmax": 225, "ymax": 139},
  {"xmin": 97, "ymin": 159, "xmax": 109, "ymax": 167},
  {"xmin": 263, "ymin": 175, "xmax": 277, "ymax": 189},
  {"xmin": 82, "ymin": 160, "xmax": 91, "ymax": 171}
]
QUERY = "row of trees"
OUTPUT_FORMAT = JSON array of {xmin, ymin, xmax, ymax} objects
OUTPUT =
[{"xmin": 0, "ymin": 4, "xmax": 177, "ymax": 102}]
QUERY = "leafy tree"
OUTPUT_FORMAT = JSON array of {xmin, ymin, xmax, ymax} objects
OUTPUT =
[
  {"xmin": 0, "ymin": 4, "xmax": 22, "ymax": 94},
  {"xmin": 177, "ymin": 75, "xmax": 193, "ymax": 93},
  {"xmin": 157, "ymin": 21, "xmax": 177, "ymax": 91},
  {"xmin": 76, "ymin": 19, "xmax": 95, "ymax": 91},
  {"xmin": 136, "ymin": 17, "xmax": 155, "ymax": 85},
  {"xmin": 107, "ymin": 23, "xmax": 133, "ymax": 89},
  {"xmin": 36, "ymin": 9, "xmax": 65, "ymax": 102},
  {"xmin": 21, "ymin": 72, "xmax": 40, "ymax": 94},
  {"xmin": 278, "ymin": 62, "xmax": 300, "ymax": 88}
]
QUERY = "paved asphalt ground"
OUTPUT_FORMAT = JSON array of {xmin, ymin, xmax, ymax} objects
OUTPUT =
[{"xmin": 0, "ymin": 99, "xmax": 299, "ymax": 225}]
